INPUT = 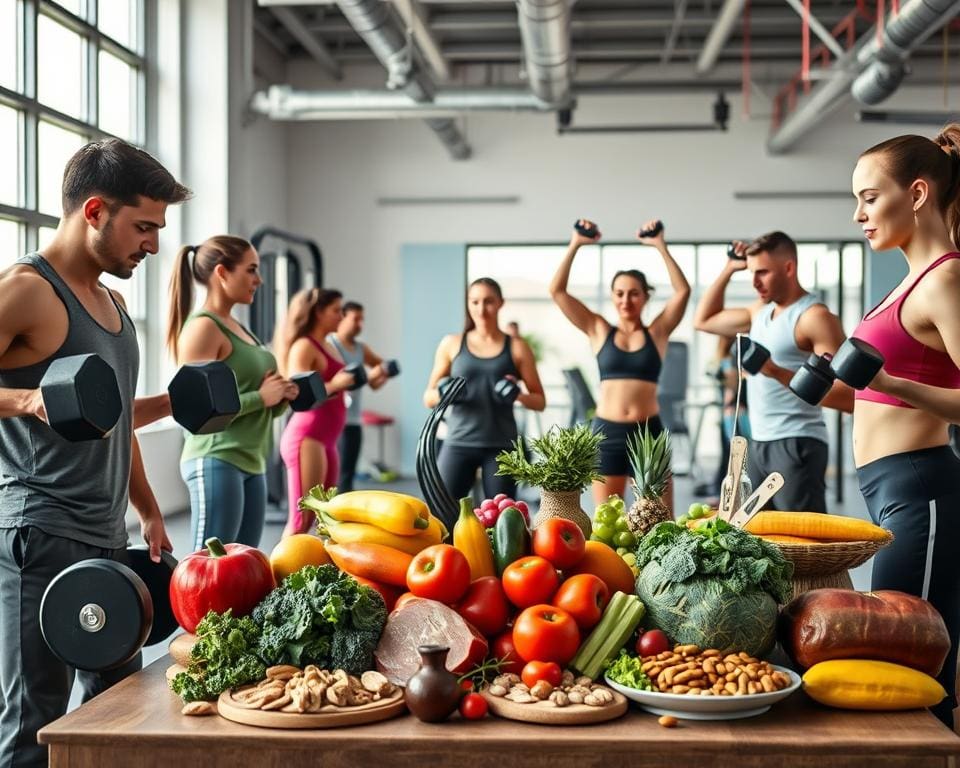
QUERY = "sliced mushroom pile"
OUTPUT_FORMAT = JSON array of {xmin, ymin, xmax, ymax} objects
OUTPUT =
[
  {"xmin": 486, "ymin": 672, "xmax": 617, "ymax": 708},
  {"xmin": 226, "ymin": 665, "xmax": 397, "ymax": 714}
]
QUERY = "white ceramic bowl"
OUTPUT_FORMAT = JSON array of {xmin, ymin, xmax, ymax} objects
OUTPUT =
[{"xmin": 604, "ymin": 664, "xmax": 802, "ymax": 721}]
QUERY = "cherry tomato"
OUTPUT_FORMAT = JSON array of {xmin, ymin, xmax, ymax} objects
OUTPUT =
[
  {"xmin": 637, "ymin": 628, "xmax": 671, "ymax": 657},
  {"xmin": 459, "ymin": 692, "xmax": 488, "ymax": 720},
  {"xmin": 521, "ymin": 660, "xmax": 562, "ymax": 689}
]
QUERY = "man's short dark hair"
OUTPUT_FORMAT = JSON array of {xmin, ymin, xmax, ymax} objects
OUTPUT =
[
  {"xmin": 745, "ymin": 231, "xmax": 798, "ymax": 260},
  {"xmin": 342, "ymin": 301, "xmax": 364, "ymax": 314},
  {"xmin": 62, "ymin": 138, "xmax": 192, "ymax": 214}
]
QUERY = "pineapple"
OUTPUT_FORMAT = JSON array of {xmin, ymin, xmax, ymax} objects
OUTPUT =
[{"xmin": 626, "ymin": 424, "xmax": 673, "ymax": 536}]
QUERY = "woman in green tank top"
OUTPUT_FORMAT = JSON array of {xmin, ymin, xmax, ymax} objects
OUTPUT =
[{"xmin": 166, "ymin": 235, "xmax": 297, "ymax": 551}]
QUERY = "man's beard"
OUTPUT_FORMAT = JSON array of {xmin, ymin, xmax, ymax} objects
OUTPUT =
[{"xmin": 92, "ymin": 220, "xmax": 140, "ymax": 279}]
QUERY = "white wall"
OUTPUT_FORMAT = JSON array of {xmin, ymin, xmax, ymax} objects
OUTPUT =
[{"xmin": 275, "ymin": 61, "xmax": 960, "ymax": 471}]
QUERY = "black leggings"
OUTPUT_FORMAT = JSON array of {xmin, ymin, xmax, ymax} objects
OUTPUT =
[
  {"xmin": 858, "ymin": 445, "xmax": 960, "ymax": 727},
  {"xmin": 437, "ymin": 443, "xmax": 517, "ymax": 502},
  {"xmin": 592, "ymin": 415, "xmax": 664, "ymax": 477},
  {"xmin": 338, "ymin": 424, "xmax": 362, "ymax": 493}
]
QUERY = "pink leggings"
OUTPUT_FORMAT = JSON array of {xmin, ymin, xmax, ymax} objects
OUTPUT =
[{"xmin": 280, "ymin": 410, "xmax": 344, "ymax": 533}]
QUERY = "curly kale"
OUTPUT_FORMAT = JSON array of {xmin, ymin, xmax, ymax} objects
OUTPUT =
[
  {"xmin": 169, "ymin": 610, "xmax": 265, "ymax": 703},
  {"xmin": 635, "ymin": 519, "xmax": 793, "ymax": 603},
  {"xmin": 252, "ymin": 564, "xmax": 387, "ymax": 672}
]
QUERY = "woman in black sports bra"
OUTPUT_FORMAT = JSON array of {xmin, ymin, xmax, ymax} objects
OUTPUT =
[
  {"xmin": 424, "ymin": 277, "xmax": 546, "ymax": 503},
  {"xmin": 550, "ymin": 219, "xmax": 691, "ymax": 505}
]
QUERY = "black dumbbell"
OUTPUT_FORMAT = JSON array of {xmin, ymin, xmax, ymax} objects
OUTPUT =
[
  {"xmin": 438, "ymin": 376, "xmax": 467, "ymax": 403},
  {"xmin": 40, "ymin": 354, "xmax": 122, "ymax": 441},
  {"xmin": 727, "ymin": 243, "xmax": 746, "ymax": 261},
  {"xmin": 493, "ymin": 377, "xmax": 521, "ymax": 404},
  {"xmin": 736, "ymin": 337, "xmax": 771, "ymax": 375},
  {"xmin": 290, "ymin": 371, "xmax": 327, "ymax": 411},
  {"xmin": 574, "ymin": 220, "xmax": 599, "ymax": 238},
  {"xmin": 344, "ymin": 362, "xmax": 368, "ymax": 391},
  {"xmin": 789, "ymin": 338, "xmax": 885, "ymax": 405},
  {"xmin": 168, "ymin": 361, "xmax": 241, "ymax": 434},
  {"xmin": 638, "ymin": 220, "xmax": 664, "ymax": 238},
  {"xmin": 383, "ymin": 360, "xmax": 401, "ymax": 378},
  {"xmin": 40, "ymin": 546, "xmax": 179, "ymax": 671}
]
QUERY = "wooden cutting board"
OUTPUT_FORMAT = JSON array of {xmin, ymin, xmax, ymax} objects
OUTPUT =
[
  {"xmin": 217, "ymin": 687, "xmax": 406, "ymax": 729},
  {"xmin": 168, "ymin": 633, "xmax": 197, "ymax": 667},
  {"xmin": 481, "ymin": 689, "xmax": 628, "ymax": 725}
]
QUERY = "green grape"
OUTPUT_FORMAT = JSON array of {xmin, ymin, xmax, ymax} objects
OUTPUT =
[
  {"xmin": 589, "ymin": 533, "xmax": 606, "ymax": 542},
  {"xmin": 614, "ymin": 531, "xmax": 637, "ymax": 548},
  {"xmin": 689, "ymin": 503, "xmax": 707, "ymax": 520},
  {"xmin": 613, "ymin": 516, "xmax": 631, "ymax": 532},
  {"xmin": 616, "ymin": 546, "xmax": 629, "ymax": 556},
  {"xmin": 595, "ymin": 505, "xmax": 619, "ymax": 525},
  {"xmin": 677, "ymin": 514, "xmax": 691, "ymax": 526},
  {"xmin": 592, "ymin": 522, "xmax": 615, "ymax": 541},
  {"xmin": 622, "ymin": 552, "xmax": 637, "ymax": 567}
]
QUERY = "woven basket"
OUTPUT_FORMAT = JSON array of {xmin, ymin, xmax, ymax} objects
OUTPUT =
[
  {"xmin": 534, "ymin": 489, "xmax": 592, "ymax": 538},
  {"xmin": 770, "ymin": 535, "xmax": 894, "ymax": 601}
]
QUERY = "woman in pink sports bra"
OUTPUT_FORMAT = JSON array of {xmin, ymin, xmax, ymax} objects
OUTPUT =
[
  {"xmin": 850, "ymin": 126, "xmax": 960, "ymax": 726},
  {"xmin": 274, "ymin": 288, "xmax": 358, "ymax": 537}
]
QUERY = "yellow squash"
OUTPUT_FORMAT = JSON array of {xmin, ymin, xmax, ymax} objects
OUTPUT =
[
  {"xmin": 803, "ymin": 660, "xmax": 946, "ymax": 710},
  {"xmin": 319, "ymin": 512, "xmax": 441, "ymax": 555},
  {"xmin": 319, "ymin": 490, "xmax": 430, "ymax": 536},
  {"xmin": 452, "ymin": 498, "xmax": 496, "ymax": 579},
  {"xmin": 760, "ymin": 534, "xmax": 821, "ymax": 544},
  {"xmin": 744, "ymin": 511, "xmax": 890, "ymax": 542}
]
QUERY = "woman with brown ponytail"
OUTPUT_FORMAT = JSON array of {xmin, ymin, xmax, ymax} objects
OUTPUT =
[
  {"xmin": 849, "ymin": 127, "xmax": 960, "ymax": 726},
  {"xmin": 274, "ymin": 288, "xmax": 358, "ymax": 537},
  {"xmin": 167, "ymin": 236, "xmax": 297, "ymax": 551}
]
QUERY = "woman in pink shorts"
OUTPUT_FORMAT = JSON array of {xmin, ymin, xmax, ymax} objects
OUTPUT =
[{"xmin": 274, "ymin": 288, "xmax": 358, "ymax": 536}]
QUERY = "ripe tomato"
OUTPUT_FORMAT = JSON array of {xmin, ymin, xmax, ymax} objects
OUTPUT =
[
  {"xmin": 455, "ymin": 576, "xmax": 510, "ymax": 637},
  {"xmin": 459, "ymin": 692, "xmax": 488, "ymax": 720},
  {"xmin": 637, "ymin": 629, "xmax": 671, "ymax": 657},
  {"xmin": 406, "ymin": 544, "xmax": 471, "ymax": 604},
  {"xmin": 512, "ymin": 604, "xmax": 580, "ymax": 666},
  {"xmin": 501, "ymin": 556, "xmax": 560, "ymax": 608},
  {"xmin": 521, "ymin": 660, "xmax": 562, "ymax": 689},
  {"xmin": 551, "ymin": 573, "xmax": 609, "ymax": 631},
  {"xmin": 491, "ymin": 629, "xmax": 525, "ymax": 675},
  {"xmin": 532, "ymin": 518, "xmax": 586, "ymax": 569}
]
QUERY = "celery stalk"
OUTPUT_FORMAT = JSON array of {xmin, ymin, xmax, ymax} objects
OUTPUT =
[{"xmin": 570, "ymin": 592, "xmax": 645, "ymax": 680}]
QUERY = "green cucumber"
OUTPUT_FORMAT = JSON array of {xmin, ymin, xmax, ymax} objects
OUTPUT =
[{"xmin": 492, "ymin": 507, "xmax": 530, "ymax": 576}]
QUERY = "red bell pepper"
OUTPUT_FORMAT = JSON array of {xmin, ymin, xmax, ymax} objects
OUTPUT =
[{"xmin": 169, "ymin": 537, "xmax": 275, "ymax": 633}]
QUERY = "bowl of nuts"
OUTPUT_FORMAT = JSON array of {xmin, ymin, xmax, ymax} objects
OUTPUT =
[{"xmin": 603, "ymin": 646, "xmax": 801, "ymax": 721}]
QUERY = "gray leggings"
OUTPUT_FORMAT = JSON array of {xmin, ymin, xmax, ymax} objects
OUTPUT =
[
  {"xmin": 180, "ymin": 457, "xmax": 267, "ymax": 551},
  {"xmin": 0, "ymin": 527, "xmax": 140, "ymax": 768}
]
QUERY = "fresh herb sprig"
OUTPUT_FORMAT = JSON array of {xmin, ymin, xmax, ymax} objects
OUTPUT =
[{"xmin": 495, "ymin": 424, "xmax": 604, "ymax": 492}]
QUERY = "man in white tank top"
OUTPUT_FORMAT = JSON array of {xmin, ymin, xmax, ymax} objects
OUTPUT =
[{"xmin": 693, "ymin": 231, "xmax": 853, "ymax": 512}]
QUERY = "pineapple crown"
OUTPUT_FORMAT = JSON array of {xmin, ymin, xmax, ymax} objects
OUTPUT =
[{"xmin": 627, "ymin": 423, "xmax": 673, "ymax": 499}]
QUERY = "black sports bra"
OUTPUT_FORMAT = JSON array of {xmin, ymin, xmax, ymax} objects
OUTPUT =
[{"xmin": 596, "ymin": 326, "xmax": 662, "ymax": 383}]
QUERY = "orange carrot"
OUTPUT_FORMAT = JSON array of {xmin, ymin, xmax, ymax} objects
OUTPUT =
[{"xmin": 324, "ymin": 541, "xmax": 413, "ymax": 587}]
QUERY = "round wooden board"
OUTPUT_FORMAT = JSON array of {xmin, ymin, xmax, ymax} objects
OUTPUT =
[
  {"xmin": 481, "ymin": 688, "xmax": 628, "ymax": 725},
  {"xmin": 168, "ymin": 633, "xmax": 197, "ymax": 667},
  {"xmin": 166, "ymin": 664, "xmax": 187, "ymax": 683},
  {"xmin": 217, "ymin": 687, "xmax": 406, "ymax": 729}
]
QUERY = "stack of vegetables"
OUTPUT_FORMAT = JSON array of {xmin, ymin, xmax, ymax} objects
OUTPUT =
[
  {"xmin": 634, "ymin": 518, "xmax": 794, "ymax": 657},
  {"xmin": 168, "ymin": 538, "xmax": 390, "ymax": 703},
  {"xmin": 374, "ymin": 497, "xmax": 645, "ymax": 687},
  {"xmin": 779, "ymin": 588, "xmax": 949, "ymax": 710}
]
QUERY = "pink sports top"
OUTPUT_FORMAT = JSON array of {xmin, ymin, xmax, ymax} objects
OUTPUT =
[{"xmin": 852, "ymin": 252, "xmax": 960, "ymax": 408}]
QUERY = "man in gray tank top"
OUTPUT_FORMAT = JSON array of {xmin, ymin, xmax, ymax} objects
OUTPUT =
[
  {"xmin": 328, "ymin": 301, "xmax": 396, "ymax": 492},
  {"xmin": 694, "ymin": 231, "xmax": 853, "ymax": 513},
  {"xmin": 0, "ymin": 139, "xmax": 190, "ymax": 767}
]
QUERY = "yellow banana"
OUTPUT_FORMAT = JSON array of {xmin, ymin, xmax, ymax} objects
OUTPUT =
[
  {"xmin": 305, "ymin": 489, "xmax": 430, "ymax": 536},
  {"xmin": 319, "ymin": 512, "xmax": 440, "ymax": 555}
]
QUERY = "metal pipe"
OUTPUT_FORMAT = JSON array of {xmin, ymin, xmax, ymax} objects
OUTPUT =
[
  {"xmin": 696, "ymin": 0, "xmax": 748, "ymax": 74},
  {"xmin": 516, "ymin": 0, "xmax": 574, "ymax": 107}
]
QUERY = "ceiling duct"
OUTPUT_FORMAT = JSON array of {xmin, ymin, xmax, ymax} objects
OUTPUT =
[
  {"xmin": 334, "ymin": 0, "xmax": 471, "ymax": 158},
  {"xmin": 852, "ymin": 0, "xmax": 960, "ymax": 104},
  {"xmin": 515, "ymin": 0, "xmax": 574, "ymax": 107}
]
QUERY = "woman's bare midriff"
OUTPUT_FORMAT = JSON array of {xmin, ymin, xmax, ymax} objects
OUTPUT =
[
  {"xmin": 595, "ymin": 379, "xmax": 660, "ymax": 423},
  {"xmin": 853, "ymin": 400, "xmax": 950, "ymax": 467}
]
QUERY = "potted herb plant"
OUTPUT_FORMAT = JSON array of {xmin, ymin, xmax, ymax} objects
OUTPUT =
[{"xmin": 495, "ymin": 424, "xmax": 603, "ymax": 536}]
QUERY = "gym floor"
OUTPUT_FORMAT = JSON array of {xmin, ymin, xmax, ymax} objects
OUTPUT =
[{"xmin": 66, "ymin": 470, "xmax": 874, "ymax": 712}]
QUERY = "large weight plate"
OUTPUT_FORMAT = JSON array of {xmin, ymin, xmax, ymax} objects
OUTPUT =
[
  {"xmin": 40, "ymin": 558, "xmax": 152, "ymax": 671},
  {"xmin": 126, "ymin": 546, "xmax": 179, "ymax": 646}
]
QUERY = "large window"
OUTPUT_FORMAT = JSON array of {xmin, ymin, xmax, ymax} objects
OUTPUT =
[
  {"xmin": 1, "ymin": 0, "xmax": 147, "ymax": 386},
  {"xmin": 468, "ymin": 240, "xmax": 865, "ymax": 460}
]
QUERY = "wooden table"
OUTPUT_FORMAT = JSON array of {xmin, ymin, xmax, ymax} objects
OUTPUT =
[{"xmin": 39, "ymin": 657, "xmax": 960, "ymax": 768}]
